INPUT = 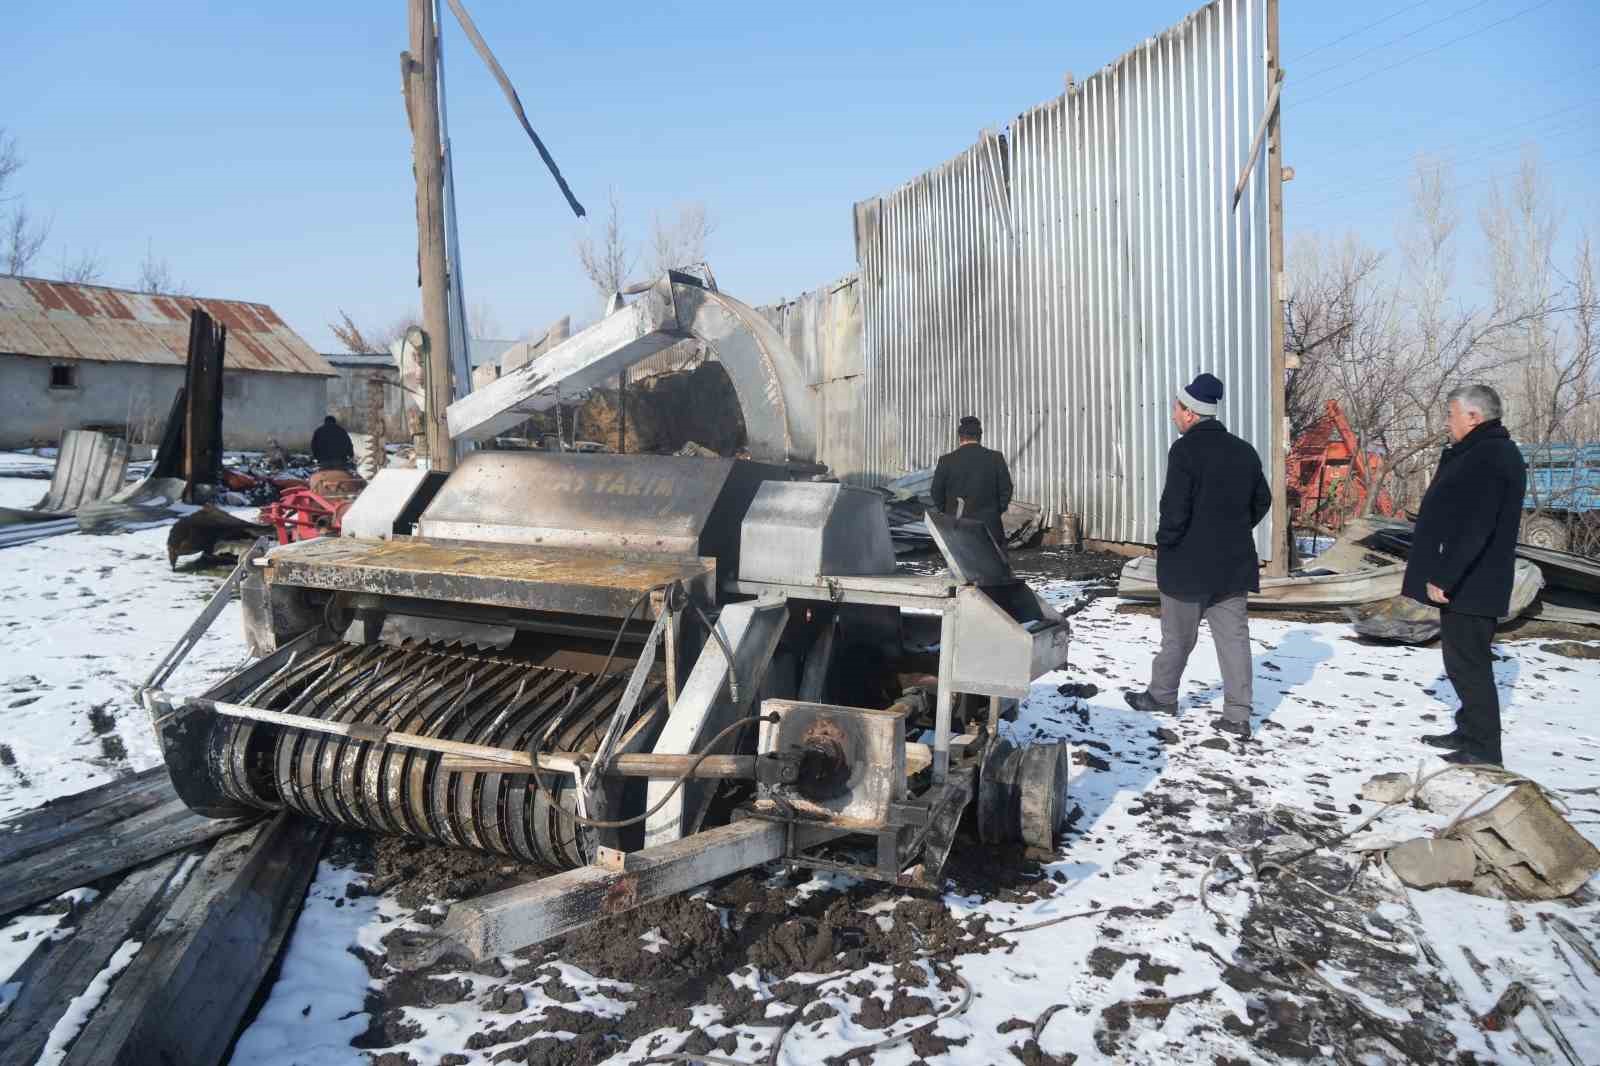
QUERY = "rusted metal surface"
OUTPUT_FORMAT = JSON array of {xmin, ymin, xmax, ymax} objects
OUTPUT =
[
  {"xmin": 415, "ymin": 450, "xmax": 788, "ymax": 586},
  {"xmin": 852, "ymin": 0, "xmax": 1276, "ymax": 556},
  {"xmin": 0, "ymin": 274, "xmax": 334, "ymax": 377},
  {"xmin": 262, "ymin": 535, "xmax": 716, "ymax": 619}
]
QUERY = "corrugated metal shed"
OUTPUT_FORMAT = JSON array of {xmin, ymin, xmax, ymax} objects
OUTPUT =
[
  {"xmin": 0, "ymin": 275, "xmax": 334, "ymax": 377},
  {"xmin": 852, "ymin": 0, "xmax": 1278, "ymax": 554}
]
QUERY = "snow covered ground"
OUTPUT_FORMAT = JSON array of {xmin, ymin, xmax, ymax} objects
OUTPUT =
[{"xmin": 2, "ymin": 468, "xmax": 1598, "ymax": 1065}]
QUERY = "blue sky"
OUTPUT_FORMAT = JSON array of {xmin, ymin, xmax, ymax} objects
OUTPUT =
[{"xmin": 5, "ymin": 1, "xmax": 1597, "ymax": 349}]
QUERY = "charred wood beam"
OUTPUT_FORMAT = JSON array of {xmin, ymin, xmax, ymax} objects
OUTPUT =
[
  {"xmin": 0, "ymin": 792, "xmax": 256, "ymax": 918},
  {"xmin": 0, "ymin": 851, "xmax": 198, "ymax": 1066},
  {"xmin": 59, "ymin": 813, "xmax": 329, "ymax": 1066}
]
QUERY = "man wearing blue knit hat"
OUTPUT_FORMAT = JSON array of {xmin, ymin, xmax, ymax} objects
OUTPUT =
[{"xmin": 1125, "ymin": 372, "xmax": 1271, "ymax": 740}]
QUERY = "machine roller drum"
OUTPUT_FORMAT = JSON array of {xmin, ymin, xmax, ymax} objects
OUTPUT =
[{"xmin": 195, "ymin": 639, "xmax": 665, "ymax": 871}]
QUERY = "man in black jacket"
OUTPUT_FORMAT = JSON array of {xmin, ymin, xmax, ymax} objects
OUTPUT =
[
  {"xmin": 1402, "ymin": 384, "xmax": 1526, "ymax": 767},
  {"xmin": 931, "ymin": 416, "xmax": 1014, "ymax": 549},
  {"xmin": 311, "ymin": 415, "xmax": 355, "ymax": 470},
  {"xmin": 1125, "ymin": 373, "xmax": 1271, "ymax": 739}
]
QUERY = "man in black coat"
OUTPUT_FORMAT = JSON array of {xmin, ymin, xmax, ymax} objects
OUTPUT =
[
  {"xmin": 311, "ymin": 415, "xmax": 355, "ymax": 470},
  {"xmin": 931, "ymin": 415, "xmax": 1014, "ymax": 549},
  {"xmin": 1402, "ymin": 384, "xmax": 1526, "ymax": 767},
  {"xmin": 1125, "ymin": 373, "xmax": 1272, "ymax": 739}
]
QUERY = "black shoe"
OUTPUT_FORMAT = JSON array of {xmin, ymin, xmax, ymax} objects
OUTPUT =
[
  {"xmin": 1124, "ymin": 690, "xmax": 1178, "ymax": 715},
  {"xmin": 1421, "ymin": 731, "xmax": 1469, "ymax": 750},
  {"xmin": 1215, "ymin": 717, "xmax": 1252, "ymax": 740},
  {"xmin": 1440, "ymin": 747, "xmax": 1503, "ymax": 768}
]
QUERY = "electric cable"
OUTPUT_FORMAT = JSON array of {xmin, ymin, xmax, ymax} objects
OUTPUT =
[
  {"xmin": 1293, "ymin": 0, "xmax": 1562, "ymax": 109},
  {"xmin": 1295, "ymin": 0, "xmax": 1496, "ymax": 84},
  {"xmin": 1288, "ymin": 0, "xmax": 1432, "ymax": 65},
  {"xmin": 526, "ymin": 711, "xmax": 774, "ymax": 830}
]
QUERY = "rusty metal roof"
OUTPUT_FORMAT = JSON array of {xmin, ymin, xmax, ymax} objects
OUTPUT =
[{"xmin": 0, "ymin": 274, "xmax": 335, "ymax": 377}]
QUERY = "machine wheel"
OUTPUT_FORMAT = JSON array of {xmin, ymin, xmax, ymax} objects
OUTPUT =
[
  {"xmin": 1018, "ymin": 743, "xmax": 1069, "ymax": 852},
  {"xmin": 976, "ymin": 738, "xmax": 1016, "ymax": 845},
  {"xmin": 1520, "ymin": 512, "xmax": 1571, "ymax": 552}
]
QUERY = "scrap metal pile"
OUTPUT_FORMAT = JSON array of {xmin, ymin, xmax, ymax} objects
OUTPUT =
[
  {"xmin": 146, "ymin": 448, "xmax": 1074, "ymax": 965},
  {"xmin": 1118, "ymin": 517, "xmax": 1600, "ymax": 641}
]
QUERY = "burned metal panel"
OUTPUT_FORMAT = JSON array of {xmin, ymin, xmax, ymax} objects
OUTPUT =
[
  {"xmin": 0, "ymin": 274, "xmax": 335, "ymax": 377},
  {"xmin": 852, "ymin": 0, "xmax": 1275, "ymax": 555},
  {"xmin": 261, "ymin": 535, "xmax": 717, "ymax": 619}
]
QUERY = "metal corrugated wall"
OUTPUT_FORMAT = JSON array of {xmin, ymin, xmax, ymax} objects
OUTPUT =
[{"xmin": 854, "ymin": 0, "xmax": 1274, "ymax": 552}]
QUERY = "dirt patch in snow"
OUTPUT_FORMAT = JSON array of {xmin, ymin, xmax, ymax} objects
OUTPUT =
[{"xmin": 350, "ymin": 827, "xmax": 1055, "ymax": 1065}]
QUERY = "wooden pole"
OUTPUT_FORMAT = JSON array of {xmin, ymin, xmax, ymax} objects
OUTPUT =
[
  {"xmin": 405, "ymin": 0, "xmax": 456, "ymax": 471},
  {"xmin": 1265, "ymin": 0, "xmax": 1289, "ymax": 577}
]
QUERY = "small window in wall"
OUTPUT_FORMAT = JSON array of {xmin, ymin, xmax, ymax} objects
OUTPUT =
[
  {"xmin": 222, "ymin": 374, "xmax": 243, "ymax": 400},
  {"xmin": 49, "ymin": 364, "xmax": 78, "ymax": 390}
]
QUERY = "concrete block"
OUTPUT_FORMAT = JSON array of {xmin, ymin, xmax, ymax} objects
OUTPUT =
[
  {"xmin": 1360, "ymin": 772, "xmax": 1412, "ymax": 805},
  {"xmin": 1387, "ymin": 838, "xmax": 1477, "ymax": 889},
  {"xmin": 1444, "ymin": 782, "xmax": 1600, "ymax": 900}
]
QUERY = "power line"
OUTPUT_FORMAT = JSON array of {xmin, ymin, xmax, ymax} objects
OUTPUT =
[
  {"xmin": 1304, "ymin": 62, "xmax": 1600, "ymax": 162},
  {"xmin": 1288, "ymin": 0, "xmax": 1432, "ymax": 64},
  {"xmin": 1296, "ymin": 0, "xmax": 1496, "ymax": 84},
  {"xmin": 1292, "ymin": 0, "xmax": 1563, "ymax": 108},
  {"xmin": 1299, "ymin": 0, "xmax": 1561, "ymax": 107},
  {"xmin": 1293, "ymin": 96, "xmax": 1600, "ymax": 208},
  {"xmin": 1293, "ymin": 143, "xmax": 1600, "ymax": 215}
]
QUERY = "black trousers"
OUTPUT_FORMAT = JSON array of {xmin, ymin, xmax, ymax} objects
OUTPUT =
[{"xmin": 1439, "ymin": 608, "xmax": 1500, "ymax": 754}]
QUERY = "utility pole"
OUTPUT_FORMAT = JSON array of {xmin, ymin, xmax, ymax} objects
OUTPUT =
[
  {"xmin": 403, "ymin": 0, "xmax": 455, "ymax": 470},
  {"xmin": 1265, "ymin": 0, "xmax": 1289, "ymax": 576}
]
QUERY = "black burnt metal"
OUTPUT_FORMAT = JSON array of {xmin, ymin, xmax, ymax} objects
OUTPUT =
[{"xmin": 196, "ymin": 639, "xmax": 664, "ymax": 870}]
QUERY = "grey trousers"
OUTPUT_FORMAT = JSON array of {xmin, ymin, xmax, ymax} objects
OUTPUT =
[{"xmin": 1150, "ymin": 591, "xmax": 1253, "ymax": 724}]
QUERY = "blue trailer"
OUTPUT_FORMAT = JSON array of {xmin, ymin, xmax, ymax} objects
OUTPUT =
[{"xmin": 1519, "ymin": 443, "xmax": 1600, "ymax": 551}]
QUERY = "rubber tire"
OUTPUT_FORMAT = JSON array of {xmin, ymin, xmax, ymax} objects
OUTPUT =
[{"xmin": 1520, "ymin": 513, "xmax": 1571, "ymax": 552}]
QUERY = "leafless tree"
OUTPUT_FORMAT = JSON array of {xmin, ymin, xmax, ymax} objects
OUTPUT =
[
  {"xmin": 0, "ymin": 129, "xmax": 19, "ymax": 193},
  {"xmin": 3, "ymin": 205, "xmax": 50, "ymax": 275},
  {"xmin": 1351, "ymin": 158, "xmax": 1559, "ymax": 516},
  {"xmin": 329, "ymin": 309, "xmax": 421, "ymax": 354},
  {"xmin": 56, "ymin": 247, "xmax": 104, "ymax": 284},
  {"xmin": 1, "ymin": 130, "xmax": 52, "ymax": 276},
  {"xmin": 575, "ymin": 187, "xmax": 635, "ymax": 303},
  {"xmin": 649, "ymin": 202, "xmax": 716, "ymax": 276},
  {"xmin": 468, "ymin": 301, "xmax": 502, "ymax": 340},
  {"xmin": 1283, "ymin": 232, "xmax": 1390, "ymax": 442},
  {"xmin": 134, "ymin": 240, "xmax": 188, "ymax": 295}
]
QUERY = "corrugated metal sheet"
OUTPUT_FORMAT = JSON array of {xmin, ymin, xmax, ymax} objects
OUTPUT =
[
  {"xmin": 0, "ymin": 275, "xmax": 335, "ymax": 377},
  {"xmin": 758, "ymin": 277, "xmax": 867, "ymax": 483},
  {"xmin": 853, "ymin": 0, "xmax": 1275, "ymax": 552}
]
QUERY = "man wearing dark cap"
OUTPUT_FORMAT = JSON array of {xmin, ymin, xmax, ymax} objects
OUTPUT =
[
  {"xmin": 1125, "ymin": 373, "xmax": 1271, "ymax": 739},
  {"xmin": 931, "ymin": 416, "xmax": 1014, "ymax": 550}
]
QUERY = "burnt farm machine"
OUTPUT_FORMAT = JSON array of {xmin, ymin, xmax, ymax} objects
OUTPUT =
[{"xmin": 143, "ymin": 337, "xmax": 1073, "ymax": 968}]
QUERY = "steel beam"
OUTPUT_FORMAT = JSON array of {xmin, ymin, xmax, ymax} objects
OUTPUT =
[
  {"xmin": 388, "ymin": 818, "xmax": 840, "ymax": 968},
  {"xmin": 644, "ymin": 596, "xmax": 788, "ymax": 848}
]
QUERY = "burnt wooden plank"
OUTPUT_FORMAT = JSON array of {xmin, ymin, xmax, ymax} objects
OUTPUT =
[
  {"xmin": 0, "ymin": 850, "xmax": 199, "ymax": 1066},
  {"xmin": 59, "ymin": 813, "xmax": 329, "ymax": 1066},
  {"xmin": 0, "ymin": 797, "xmax": 256, "ymax": 918},
  {"xmin": 0, "ymin": 767, "xmax": 171, "ymax": 864}
]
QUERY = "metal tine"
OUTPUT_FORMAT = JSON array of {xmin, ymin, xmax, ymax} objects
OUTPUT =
[{"xmin": 312, "ymin": 647, "xmax": 410, "ymax": 825}]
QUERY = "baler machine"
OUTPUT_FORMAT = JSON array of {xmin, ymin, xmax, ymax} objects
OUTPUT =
[{"xmin": 145, "ymin": 451, "xmax": 1072, "ymax": 967}]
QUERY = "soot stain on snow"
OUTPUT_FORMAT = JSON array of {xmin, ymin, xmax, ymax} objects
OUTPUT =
[{"xmin": 350, "ymin": 830, "xmax": 1053, "ymax": 1065}]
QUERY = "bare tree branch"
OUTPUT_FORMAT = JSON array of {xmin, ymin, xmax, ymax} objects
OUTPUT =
[
  {"xmin": 133, "ymin": 239, "xmax": 189, "ymax": 295},
  {"xmin": 4, "ymin": 203, "xmax": 50, "ymax": 274},
  {"xmin": 574, "ymin": 187, "xmax": 635, "ymax": 304},
  {"xmin": 56, "ymin": 246, "xmax": 104, "ymax": 284}
]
